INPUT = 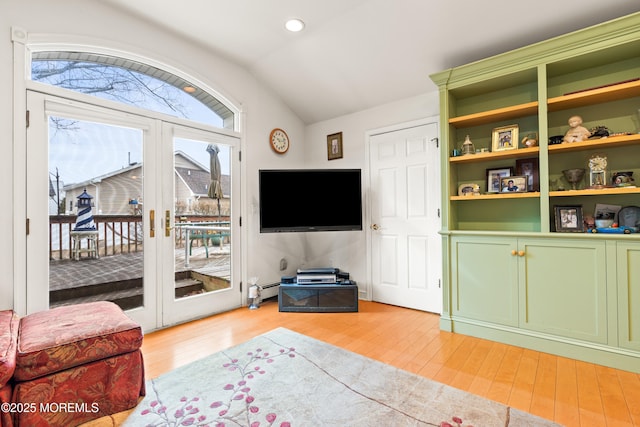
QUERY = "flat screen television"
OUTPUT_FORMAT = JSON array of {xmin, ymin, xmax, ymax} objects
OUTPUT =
[{"xmin": 259, "ymin": 169, "xmax": 363, "ymax": 233}]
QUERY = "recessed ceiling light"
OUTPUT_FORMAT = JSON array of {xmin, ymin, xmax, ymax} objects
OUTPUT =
[
  {"xmin": 285, "ymin": 18, "xmax": 305, "ymax": 32},
  {"xmin": 183, "ymin": 86, "xmax": 196, "ymax": 93}
]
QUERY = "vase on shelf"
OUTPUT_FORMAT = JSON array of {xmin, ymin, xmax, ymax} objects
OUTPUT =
[{"xmin": 562, "ymin": 168, "xmax": 586, "ymax": 190}]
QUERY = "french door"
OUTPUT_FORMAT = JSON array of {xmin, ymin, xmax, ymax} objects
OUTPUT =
[
  {"xmin": 160, "ymin": 123, "xmax": 241, "ymax": 326},
  {"xmin": 25, "ymin": 90, "xmax": 241, "ymax": 331}
]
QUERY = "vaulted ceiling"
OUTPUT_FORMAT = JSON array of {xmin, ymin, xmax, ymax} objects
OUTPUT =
[{"xmin": 102, "ymin": 0, "xmax": 639, "ymax": 124}]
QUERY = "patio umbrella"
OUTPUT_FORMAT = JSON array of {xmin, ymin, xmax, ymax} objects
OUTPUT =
[{"xmin": 206, "ymin": 144, "xmax": 223, "ymax": 217}]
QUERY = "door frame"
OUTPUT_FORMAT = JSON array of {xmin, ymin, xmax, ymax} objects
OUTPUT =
[
  {"xmin": 11, "ymin": 31, "xmax": 245, "ymax": 317},
  {"xmin": 25, "ymin": 91, "xmax": 161, "ymax": 328},
  {"xmin": 364, "ymin": 116, "xmax": 441, "ymax": 305},
  {"xmin": 22, "ymin": 87, "xmax": 243, "ymax": 331}
]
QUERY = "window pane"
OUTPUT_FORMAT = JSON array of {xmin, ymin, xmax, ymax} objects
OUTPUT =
[
  {"xmin": 32, "ymin": 52, "xmax": 233, "ymax": 129},
  {"xmin": 173, "ymin": 138, "xmax": 232, "ymax": 300},
  {"xmin": 49, "ymin": 116, "xmax": 145, "ymax": 311}
]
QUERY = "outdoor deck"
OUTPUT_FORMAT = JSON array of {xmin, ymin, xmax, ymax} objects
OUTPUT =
[{"xmin": 49, "ymin": 244, "xmax": 231, "ymax": 309}]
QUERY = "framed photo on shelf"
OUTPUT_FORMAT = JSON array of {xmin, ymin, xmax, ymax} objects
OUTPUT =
[
  {"xmin": 500, "ymin": 176, "xmax": 527, "ymax": 193},
  {"xmin": 457, "ymin": 182, "xmax": 480, "ymax": 196},
  {"xmin": 515, "ymin": 157, "xmax": 539, "ymax": 191},
  {"xmin": 486, "ymin": 167, "xmax": 513, "ymax": 193},
  {"xmin": 492, "ymin": 124, "xmax": 519, "ymax": 152},
  {"xmin": 554, "ymin": 205, "xmax": 584, "ymax": 233},
  {"xmin": 327, "ymin": 132, "xmax": 343, "ymax": 160},
  {"xmin": 594, "ymin": 203, "xmax": 621, "ymax": 222}
]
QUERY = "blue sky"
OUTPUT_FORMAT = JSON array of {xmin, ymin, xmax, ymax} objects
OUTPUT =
[
  {"xmin": 38, "ymin": 59, "xmax": 231, "ymax": 186},
  {"xmin": 49, "ymin": 119, "xmax": 231, "ymax": 187}
]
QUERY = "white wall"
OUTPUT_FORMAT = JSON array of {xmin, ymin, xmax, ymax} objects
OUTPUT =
[
  {"xmin": 302, "ymin": 93, "xmax": 440, "ymax": 296},
  {"xmin": 0, "ymin": 0, "xmax": 307, "ymax": 311},
  {"xmin": 0, "ymin": 0, "xmax": 441, "ymax": 311}
]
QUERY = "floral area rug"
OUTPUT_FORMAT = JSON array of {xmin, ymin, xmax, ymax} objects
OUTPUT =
[{"xmin": 123, "ymin": 327, "xmax": 561, "ymax": 427}]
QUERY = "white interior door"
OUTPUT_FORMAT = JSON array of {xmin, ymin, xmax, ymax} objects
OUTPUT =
[{"xmin": 369, "ymin": 121, "xmax": 442, "ymax": 313}]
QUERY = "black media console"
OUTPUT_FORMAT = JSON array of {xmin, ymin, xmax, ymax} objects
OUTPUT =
[{"xmin": 278, "ymin": 283, "xmax": 358, "ymax": 313}]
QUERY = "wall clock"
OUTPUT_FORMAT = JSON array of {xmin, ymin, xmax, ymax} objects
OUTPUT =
[
  {"xmin": 588, "ymin": 153, "xmax": 607, "ymax": 188},
  {"xmin": 269, "ymin": 128, "xmax": 290, "ymax": 154}
]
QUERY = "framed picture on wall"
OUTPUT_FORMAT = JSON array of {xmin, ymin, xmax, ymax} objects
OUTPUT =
[{"xmin": 327, "ymin": 132, "xmax": 343, "ymax": 160}]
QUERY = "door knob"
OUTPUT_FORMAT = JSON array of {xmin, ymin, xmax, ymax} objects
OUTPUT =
[{"xmin": 370, "ymin": 224, "xmax": 380, "ymax": 231}]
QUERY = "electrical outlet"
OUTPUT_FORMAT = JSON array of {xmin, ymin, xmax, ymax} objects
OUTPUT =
[{"xmin": 279, "ymin": 258, "xmax": 287, "ymax": 271}]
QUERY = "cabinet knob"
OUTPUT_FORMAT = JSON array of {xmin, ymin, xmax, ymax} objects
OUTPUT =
[
  {"xmin": 511, "ymin": 249, "xmax": 517, "ymax": 256},
  {"xmin": 518, "ymin": 250, "xmax": 525, "ymax": 257}
]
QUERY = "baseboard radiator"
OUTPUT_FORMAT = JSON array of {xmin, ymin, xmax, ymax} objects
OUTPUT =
[{"xmin": 261, "ymin": 282, "xmax": 280, "ymax": 300}]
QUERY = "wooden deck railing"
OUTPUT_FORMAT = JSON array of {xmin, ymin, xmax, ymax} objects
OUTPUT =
[{"xmin": 49, "ymin": 214, "xmax": 230, "ymax": 260}]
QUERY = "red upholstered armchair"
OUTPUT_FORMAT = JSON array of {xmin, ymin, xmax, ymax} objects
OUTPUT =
[
  {"xmin": 1, "ymin": 302, "xmax": 145, "ymax": 427},
  {"xmin": 0, "ymin": 311, "xmax": 19, "ymax": 427}
]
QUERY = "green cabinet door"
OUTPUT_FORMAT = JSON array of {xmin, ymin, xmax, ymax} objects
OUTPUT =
[
  {"xmin": 450, "ymin": 235, "xmax": 518, "ymax": 326},
  {"xmin": 617, "ymin": 241, "xmax": 640, "ymax": 351},
  {"xmin": 519, "ymin": 239, "xmax": 608, "ymax": 344}
]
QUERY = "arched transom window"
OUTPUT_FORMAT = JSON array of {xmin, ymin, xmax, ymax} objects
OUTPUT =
[{"xmin": 31, "ymin": 51, "xmax": 235, "ymax": 129}]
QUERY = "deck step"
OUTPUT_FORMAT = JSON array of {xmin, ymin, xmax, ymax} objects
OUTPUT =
[
  {"xmin": 50, "ymin": 286, "xmax": 144, "ymax": 311},
  {"xmin": 50, "ymin": 280, "xmax": 207, "ymax": 309},
  {"xmin": 175, "ymin": 278, "xmax": 203, "ymax": 288},
  {"xmin": 50, "ymin": 277, "xmax": 142, "ymax": 304},
  {"xmin": 175, "ymin": 278, "xmax": 206, "ymax": 298}
]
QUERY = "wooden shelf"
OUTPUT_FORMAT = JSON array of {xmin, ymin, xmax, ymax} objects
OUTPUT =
[
  {"xmin": 448, "ymin": 80, "xmax": 640, "ymax": 129},
  {"xmin": 450, "ymin": 146, "xmax": 539, "ymax": 163},
  {"xmin": 549, "ymin": 187, "xmax": 640, "ymax": 197},
  {"xmin": 548, "ymin": 79, "xmax": 640, "ymax": 112},
  {"xmin": 448, "ymin": 101, "xmax": 538, "ymax": 128},
  {"xmin": 548, "ymin": 134, "xmax": 640, "ymax": 153},
  {"xmin": 451, "ymin": 192, "xmax": 540, "ymax": 201}
]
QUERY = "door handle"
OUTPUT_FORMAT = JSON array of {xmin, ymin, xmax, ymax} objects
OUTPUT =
[
  {"xmin": 150, "ymin": 210, "xmax": 155, "ymax": 238},
  {"xmin": 165, "ymin": 210, "xmax": 172, "ymax": 237},
  {"xmin": 370, "ymin": 223, "xmax": 380, "ymax": 231}
]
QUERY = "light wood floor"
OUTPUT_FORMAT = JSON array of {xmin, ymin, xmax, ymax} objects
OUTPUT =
[{"xmin": 141, "ymin": 299, "xmax": 640, "ymax": 427}]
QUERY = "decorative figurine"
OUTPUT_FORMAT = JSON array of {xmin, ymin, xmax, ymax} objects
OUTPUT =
[
  {"xmin": 612, "ymin": 171, "xmax": 634, "ymax": 187},
  {"xmin": 563, "ymin": 115, "xmax": 591, "ymax": 143},
  {"xmin": 583, "ymin": 214, "xmax": 595, "ymax": 231},
  {"xmin": 549, "ymin": 135, "xmax": 564, "ymax": 145},
  {"xmin": 461, "ymin": 135, "xmax": 475, "ymax": 156},
  {"xmin": 521, "ymin": 133, "xmax": 538, "ymax": 147},
  {"xmin": 589, "ymin": 125, "xmax": 610, "ymax": 138}
]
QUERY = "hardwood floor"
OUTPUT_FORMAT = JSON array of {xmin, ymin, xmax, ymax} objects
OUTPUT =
[{"xmin": 141, "ymin": 299, "xmax": 640, "ymax": 426}]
